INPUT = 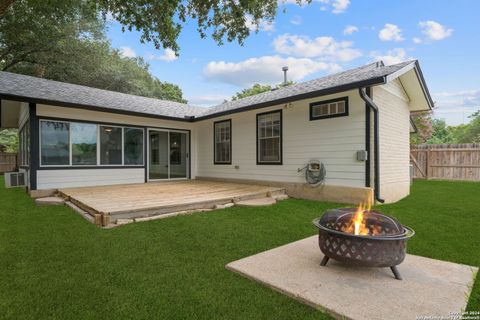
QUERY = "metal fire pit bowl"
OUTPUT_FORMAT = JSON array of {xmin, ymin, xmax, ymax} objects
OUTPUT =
[{"xmin": 312, "ymin": 208, "xmax": 415, "ymax": 280}]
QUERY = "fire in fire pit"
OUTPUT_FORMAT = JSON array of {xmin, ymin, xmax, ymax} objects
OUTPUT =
[{"xmin": 312, "ymin": 201, "xmax": 414, "ymax": 280}]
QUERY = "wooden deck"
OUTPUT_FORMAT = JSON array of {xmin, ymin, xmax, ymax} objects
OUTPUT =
[{"xmin": 58, "ymin": 180, "xmax": 286, "ymax": 224}]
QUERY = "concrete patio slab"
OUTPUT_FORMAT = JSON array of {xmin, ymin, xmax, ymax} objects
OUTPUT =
[{"xmin": 226, "ymin": 236, "xmax": 478, "ymax": 320}]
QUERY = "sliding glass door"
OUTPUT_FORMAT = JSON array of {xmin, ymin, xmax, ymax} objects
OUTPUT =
[{"xmin": 148, "ymin": 129, "xmax": 188, "ymax": 180}]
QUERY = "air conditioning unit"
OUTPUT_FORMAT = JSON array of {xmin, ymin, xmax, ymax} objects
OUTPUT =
[{"xmin": 4, "ymin": 171, "xmax": 27, "ymax": 188}]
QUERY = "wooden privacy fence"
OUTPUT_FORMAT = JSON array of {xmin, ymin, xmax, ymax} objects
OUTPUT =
[
  {"xmin": 410, "ymin": 144, "xmax": 480, "ymax": 181},
  {"xmin": 0, "ymin": 153, "xmax": 17, "ymax": 174}
]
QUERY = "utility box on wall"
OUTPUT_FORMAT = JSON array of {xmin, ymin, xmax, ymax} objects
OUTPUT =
[{"xmin": 356, "ymin": 150, "xmax": 368, "ymax": 162}]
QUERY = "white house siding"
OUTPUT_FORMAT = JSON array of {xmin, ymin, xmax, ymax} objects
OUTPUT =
[
  {"xmin": 35, "ymin": 104, "xmax": 197, "ymax": 189},
  {"xmin": 195, "ymin": 90, "xmax": 367, "ymax": 188},
  {"xmin": 37, "ymin": 168, "xmax": 144, "ymax": 189},
  {"xmin": 373, "ymin": 79, "xmax": 411, "ymax": 203}
]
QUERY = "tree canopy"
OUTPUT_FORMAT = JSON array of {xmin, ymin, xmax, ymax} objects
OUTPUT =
[
  {"xmin": 410, "ymin": 110, "xmax": 480, "ymax": 145},
  {"xmin": 0, "ymin": 0, "xmax": 186, "ymax": 102},
  {"xmin": 0, "ymin": 129, "xmax": 17, "ymax": 152},
  {"xmin": 232, "ymin": 81, "xmax": 295, "ymax": 100},
  {"xmin": 1, "ymin": 0, "xmax": 291, "ymax": 54}
]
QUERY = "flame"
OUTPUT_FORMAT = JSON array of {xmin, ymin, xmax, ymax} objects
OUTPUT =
[{"xmin": 342, "ymin": 190, "xmax": 379, "ymax": 236}]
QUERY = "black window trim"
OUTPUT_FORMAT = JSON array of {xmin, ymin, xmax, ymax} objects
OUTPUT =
[
  {"xmin": 309, "ymin": 96, "xmax": 349, "ymax": 121},
  {"xmin": 213, "ymin": 119, "xmax": 232, "ymax": 165},
  {"xmin": 256, "ymin": 109, "xmax": 283, "ymax": 165},
  {"xmin": 39, "ymin": 118, "xmax": 145, "ymax": 168}
]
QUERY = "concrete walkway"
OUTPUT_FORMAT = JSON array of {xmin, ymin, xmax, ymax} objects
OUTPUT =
[{"xmin": 226, "ymin": 236, "xmax": 478, "ymax": 320}]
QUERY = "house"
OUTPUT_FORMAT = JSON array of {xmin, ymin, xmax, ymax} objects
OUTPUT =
[{"xmin": 0, "ymin": 60, "xmax": 433, "ymax": 204}]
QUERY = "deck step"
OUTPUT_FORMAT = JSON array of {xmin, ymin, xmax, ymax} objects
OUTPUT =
[
  {"xmin": 235, "ymin": 197, "xmax": 277, "ymax": 207},
  {"xmin": 65, "ymin": 201, "xmax": 95, "ymax": 223},
  {"xmin": 35, "ymin": 196, "xmax": 65, "ymax": 206}
]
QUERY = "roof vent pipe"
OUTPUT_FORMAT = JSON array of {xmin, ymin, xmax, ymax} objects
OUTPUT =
[{"xmin": 282, "ymin": 66, "xmax": 289, "ymax": 85}]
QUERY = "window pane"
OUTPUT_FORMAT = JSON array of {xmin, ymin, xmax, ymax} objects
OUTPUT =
[
  {"xmin": 25, "ymin": 122, "xmax": 30, "ymax": 166},
  {"xmin": 215, "ymin": 121, "xmax": 231, "ymax": 163},
  {"xmin": 329, "ymin": 103, "xmax": 337, "ymax": 114},
  {"xmin": 337, "ymin": 101, "xmax": 345, "ymax": 113},
  {"xmin": 41, "ymin": 121, "xmax": 69, "ymax": 165},
  {"xmin": 321, "ymin": 105, "xmax": 329, "ymax": 115},
  {"xmin": 170, "ymin": 132, "xmax": 182, "ymax": 165},
  {"xmin": 71, "ymin": 123, "xmax": 97, "ymax": 165},
  {"xmin": 258, "ymin": 112, "xmax": 281, "ymax": 163},
  {"xmin": 124, "ymin": 128, "xmax": 144, "ymax": 165},
  {"xmin": 100, "ymin": 126, "xmax": 122, "ymax": 165}
]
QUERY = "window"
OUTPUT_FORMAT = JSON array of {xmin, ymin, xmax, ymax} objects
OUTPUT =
[
  {"xmin": 124, "ymin": 128, "xmax": 144, "ymax": 165},
  {"xmin": 310, "ymin": 97, "xmax": 348, "ymax": 120},
  {"xmin": 214, "ymin": 120, "xmax": 231, "ymax": 164},
  {"xmin": 100, "ymin": 126, "xmax": 122, "ymax": 165},
  {"xmin": 170, "ymin": 132, "xmax": 183, "ymax": 165},
  {"xmin": 39, "ymin": 119, "xmax": 145, "ymax": 167},
  {"xmin": 257, "ymin": 110, "xmax": 282, "ymax": 165},
  {"xmin": 18, "ymin": 122, "xmax": 30, "ymax": 166},
  {"xmin": 71, "ymin": 123, "xmax": 97, "ymax": 165},
  {"xmin": 40, "ymin": 121, "xmax": 70, "ymax": 165}
]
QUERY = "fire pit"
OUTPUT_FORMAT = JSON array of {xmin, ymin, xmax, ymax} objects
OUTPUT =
[{"xmin": 312, "ymin": 207, "xmax": 414, "ymax": 280}]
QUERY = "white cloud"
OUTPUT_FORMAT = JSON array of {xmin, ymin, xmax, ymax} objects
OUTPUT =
[
  {"xmin": 245, "ymin": 15, "xmax": 275, "ymax": 32},
  {"xmin": 433, "ymin": 90, "xmax": 480, "ymax": 124},
  {"xmin": 204, "ymin": 55, "xmax": 340, "ymax": 87},
  {"xmin": 412, "ymin": 37, "xmax": 422, "ymax": 44},
  {"xmin": 331, "ymin": 0, "xmax": 350, "ymax": 13},
  {"xmin": 281, "ymin": 0, "xmax": 350, "ymax": 13},
  {"xmin": 419, "ymin": 20, "xmax": 453, "ymax": 41},
  {"xmin": 188, "ymin": 94, "xmax": 230, "ymax": 107},
  {"xmin": 378, "ymin": 24, "xmax": 404, "ymax": 42},
  {"xmin": 290, "ymin": 15, "xmax": 302, "ymax": 25},
  {"xmin": 273, "ymin": 33, "xmax": 362, "ymax": 61},
  {"xmin": 343, "ymin": 25, "xmax": 358, "ymax": 35},
  {"xmin": 148, "ymin": 48, "xmax": 177, "ymax": 62},
  {"xmin": 119, "ymin": 46, "xmax": 136, "ymax": 58},
  {"xmin": 370, "ymin": 48, "xmax": 413, "ymax": 65}
]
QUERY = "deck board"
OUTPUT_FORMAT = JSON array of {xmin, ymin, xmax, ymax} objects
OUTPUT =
[{"xmin": 58, "ymin": 180, "xmax": 285, "ymax": 218}]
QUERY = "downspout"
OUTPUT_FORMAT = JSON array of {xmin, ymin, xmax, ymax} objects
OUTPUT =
[{"xmin": 359, "ymin": 87, "xmax": 385, "ymax": 203}]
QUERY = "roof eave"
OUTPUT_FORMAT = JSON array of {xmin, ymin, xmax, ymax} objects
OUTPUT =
[
  {"xmin": 384, "ymin": 60, "xmax": 434, "ymax": 111},
  {"xmin": 0, "ymin": 93, "xmax": 195, "ymax": 122}
]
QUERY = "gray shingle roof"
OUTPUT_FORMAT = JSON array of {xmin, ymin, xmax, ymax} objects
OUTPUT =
[
  {"xmin": 0, "ymin": 60, "xmax": 416, "ymax": 120},
  {"xmin": 0, "ymin": 72, "xmax": 205, "ymax": 119},
  {"xmin": 199, "ymin": 60, "xmax": 415, "ymax": 118}
]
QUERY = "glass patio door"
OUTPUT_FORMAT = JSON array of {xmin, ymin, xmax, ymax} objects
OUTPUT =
[{"xmin": 148, "ymin": 130, "xmax": 188, "ymax": 180}]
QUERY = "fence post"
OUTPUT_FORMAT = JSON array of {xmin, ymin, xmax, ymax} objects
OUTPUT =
[{"xmin": 426, "ymin": 147, "xmax": 430, "ymax": 179}]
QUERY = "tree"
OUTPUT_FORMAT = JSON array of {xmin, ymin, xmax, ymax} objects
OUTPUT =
[
  {"xmin": 2, "ymin": 0, "xmax": 293, "ymax": 54},
  {"xmin": 232, "ymin": 81, "xmax": 294, "ymax": 100},
  {"xmin": 410, "ymin": 112, "xmax": 433, "ymax": 145},
  {"xmin": 232, "ymin": 84, "xmax": 273, "ymax": 100},
  {"xmin": 0, "ymin": 129, "xmax": 18, "ymax": 152},
  {"xmin": 426, "ymin": 119, "xmax": 454, "ymax": 144},
  {"xmin": 1, "ymin": 0, "xmax": 186, "ymax": 102},
  {"xmin": 454, "ymin": 110, "xmax": 480, "ymax": 143}
]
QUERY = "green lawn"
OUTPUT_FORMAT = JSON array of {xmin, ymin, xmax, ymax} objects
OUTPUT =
[{"xmin": 0, "ymin": 178, "xmax": 479, "ymax": 319}]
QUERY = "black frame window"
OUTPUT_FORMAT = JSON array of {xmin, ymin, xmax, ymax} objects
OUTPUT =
[
  {"xmin": 71, "ymin": 123, "xmax": 97, "ymax": 165},
  {"xmin": 310, "ymin": 97, "xmax": 349, "ymax": 120},
  {"xmin": 19, "ymin": 121, "xmax": 30, "ymax": 167},
  {"xmin": 39, "ymin": 119, "xmax": 145, "ymax": 167},
  {"xmin": 40, "ymin": 120, "xmax": 70, "ymax": 166},
  {"xmin": 100, "ymin": 126, "xmax": 123, "ymax": 165},
  {"xmin": 257, "ymin": 110, "xmax": 282, "ymax": 165},
  {"xmin": 124, "ymin": 128, "xmax": 144, "ymax": 165},
  {"xmin": 214, "ymin": 119, "xmax": 232, "ymax": 164}
]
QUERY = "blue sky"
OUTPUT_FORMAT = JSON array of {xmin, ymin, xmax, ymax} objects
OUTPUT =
[{"xmin": 106, "ymin": 0, "xmax": 480, "ymax": 125}]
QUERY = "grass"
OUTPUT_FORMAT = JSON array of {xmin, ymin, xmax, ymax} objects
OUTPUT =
[{"xmin": 0, "ymin": 178, "xmax": 479, "ymax": 319}]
